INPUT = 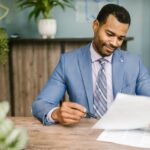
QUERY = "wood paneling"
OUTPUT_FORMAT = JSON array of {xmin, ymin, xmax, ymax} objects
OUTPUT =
[
  {"xmin": 11, "ymin": 41, "xmax": 61, "ymax": 116},
  {"xmin": 64, "ymin": 42, "xmax": 89, "ymax": 52}
]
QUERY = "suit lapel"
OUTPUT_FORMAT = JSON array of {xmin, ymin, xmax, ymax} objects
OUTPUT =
[
  {"xmin": 112, "ymin": 49, "xmax": 125, "ymax": 98},
  {"xmin": 78, "ymin": 46, "xmax": 126, "ymax": 111},
  {"xmin": 78, "ymin": 44, "xmax": 94, "ymax": 113}
]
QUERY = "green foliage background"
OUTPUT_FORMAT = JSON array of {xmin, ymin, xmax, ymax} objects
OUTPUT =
[
  {"xmin": 0, "ymin": 101, "xmax": 28, "ymax": 150},
  {"xmin": 0, "ymin": 28, "xmax": 9, "ymax": 65}
]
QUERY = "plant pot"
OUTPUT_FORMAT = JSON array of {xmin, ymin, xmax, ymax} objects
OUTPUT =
[{"xmin": 38, "ymin": 19, "xmax": 57, "ymax": 39}]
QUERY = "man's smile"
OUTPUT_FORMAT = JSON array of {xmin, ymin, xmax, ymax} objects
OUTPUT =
[{"xmin": 104, "ymin": 45, "xmax": 115, "ymax": 53}]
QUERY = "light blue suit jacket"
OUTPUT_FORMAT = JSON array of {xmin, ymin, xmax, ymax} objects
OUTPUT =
[{"xmin": 32, "ymin": 43, "xmax": 150, "ymax": 124}]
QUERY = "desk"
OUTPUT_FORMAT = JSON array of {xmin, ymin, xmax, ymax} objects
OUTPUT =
[{"xmin": 10, "ymin": 117, "xmax": 146, "ymax": 150}]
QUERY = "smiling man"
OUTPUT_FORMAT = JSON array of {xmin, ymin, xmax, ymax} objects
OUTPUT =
[
  {"xmin": 93, "ymin": 14, "xmax": 129, "ymax": 56},
  {"xmin": 32, "ymin": 4, "xmax": 150, "ymax": 126}
]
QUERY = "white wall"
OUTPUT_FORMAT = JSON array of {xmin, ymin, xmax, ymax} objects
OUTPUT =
[
  {"xmin": 120, "ymin": 0, "xmax": 143, "ymax": 54},
  {"xmin": 141, "ymin": 0, "xmax": 150, "ymax": 72}
]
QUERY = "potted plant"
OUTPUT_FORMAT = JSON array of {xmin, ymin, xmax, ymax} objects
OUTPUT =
[
  {"xmin": 17, "ymin": 0, "xmax": 75, "ymax": 39},
  {"xmin": 0, "ymin": 101, "xmax": 28, "ymax": 149},
  {"xmin": 0, "ymin": 5, "xmax": 28, "ymax": 149}
]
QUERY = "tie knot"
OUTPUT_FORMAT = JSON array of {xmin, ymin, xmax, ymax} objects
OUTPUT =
[{"xmin": 99, "ymin": 58, "xmax": 107, "ymax": 65}]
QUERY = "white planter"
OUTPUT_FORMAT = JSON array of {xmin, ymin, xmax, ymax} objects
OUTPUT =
[{"xmin": 38, "ymin": 19, "xmax": 57, "ymax": 39}]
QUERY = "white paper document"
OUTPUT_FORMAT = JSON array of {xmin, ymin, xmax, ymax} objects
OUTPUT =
[
  {"xmin": 93, "ymin": 93, "xmax": 150, "ymax": 130},
  {"xmin": 97, "ymin": 129, "xmax": 150, "ymax": 148},
  {"xmin": 92, "ymin": 93, "xmax": 150, "ymax": 148}
]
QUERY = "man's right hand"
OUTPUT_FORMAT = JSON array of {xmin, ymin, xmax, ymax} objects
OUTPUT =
[{"xmin": 51, "ymin": 101, "xmax": 86, "ymax": 125}]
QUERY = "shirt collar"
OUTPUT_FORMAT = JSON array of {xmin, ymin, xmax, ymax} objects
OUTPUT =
[{"xmin": 90, "ymin": 43, "xmax": 113, "ymax": 63}]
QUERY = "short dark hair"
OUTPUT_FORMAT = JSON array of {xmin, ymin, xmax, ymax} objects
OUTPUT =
[{"xmin": 96, "ymin": 4, "xmax": 131, "ymax": 26}]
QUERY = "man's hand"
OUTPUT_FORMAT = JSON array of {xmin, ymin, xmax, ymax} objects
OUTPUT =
[{"xmin": 51, "ymin": 102, "xmax": 86, "ymax": 125}]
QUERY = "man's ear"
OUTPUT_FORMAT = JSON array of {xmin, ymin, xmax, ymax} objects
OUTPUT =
[{"xmin": 93, "ymin": 20, "xmax": 99, "ymax": 33}]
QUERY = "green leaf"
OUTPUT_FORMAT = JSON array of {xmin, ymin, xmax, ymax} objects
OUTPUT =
[
  {"xmin": 0, "ymin": 28, "xmax": 9, "ymax": 65},
  {"xmin": 0, "ymin": 101, "xmax": 9, "ymax": 121},
  {"xmin": 16, "ymin": 0, "xmax": 75, "ymax": 20},
  {"xmin": 0, "ymin": 119, "xmax": 14, "ymax": 140},
  {"xmin": 5, "ymin": 128, "xmax": 28, "ymax": 150}
]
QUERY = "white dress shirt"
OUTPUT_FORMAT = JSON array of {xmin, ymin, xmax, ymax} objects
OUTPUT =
[{"xmin": 90, "ymin": 43, "xmax": 114, "ymax": 108}]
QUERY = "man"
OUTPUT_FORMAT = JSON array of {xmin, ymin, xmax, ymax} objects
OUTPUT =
[{"xmin": 32, "ymin": 4, "xmax": 150, "ymax": 126}]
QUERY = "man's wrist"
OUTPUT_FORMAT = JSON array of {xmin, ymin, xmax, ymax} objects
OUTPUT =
[
  {"xmin": 46, "ymin": 107, "xmax": 59, "ymax": 123},
  {"xmin": 51, "ymin": 107, "xmax": 60, "ymax": 122}
]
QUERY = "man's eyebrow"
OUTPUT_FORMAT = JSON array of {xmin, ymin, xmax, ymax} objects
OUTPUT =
[
  {"xmin": 119, "ymin": 35, "xmax": 126, "ymax": 39},
  {"xmin": 106, "ymin": 30, "xmax": 114, "ymax": 33},
  {"xmin": 105, "ymin": 30, "xmax": 116, "ymax": 35}
]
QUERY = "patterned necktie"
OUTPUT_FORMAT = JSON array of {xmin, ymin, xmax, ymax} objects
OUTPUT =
[{"xmin": 93, "ymin": 58, "xmax": 107, "ymax": 118}]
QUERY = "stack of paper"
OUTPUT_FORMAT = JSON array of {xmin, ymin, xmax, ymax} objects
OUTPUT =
[{"xmin": 93, "ymin": 93, "xmax": 150, "ymax": 148}]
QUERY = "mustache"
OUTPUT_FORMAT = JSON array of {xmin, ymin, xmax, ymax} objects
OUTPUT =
[{"xmin": 106, "ymin": 44, "xmax": 118, "ymax": 50}]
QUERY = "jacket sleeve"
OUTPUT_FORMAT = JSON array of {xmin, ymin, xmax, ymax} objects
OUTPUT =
[
  {"xmin": 136, "ymin": 56, "xmax": 150, "ymax": 96},
  {"xmin": 32, "ymin": 54, "xmax": 66, "ymax": 125}
]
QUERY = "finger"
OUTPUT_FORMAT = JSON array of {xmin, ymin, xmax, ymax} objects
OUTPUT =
[
  {"xmin": 60, "ymin": 105, "xmax": 85, "ymax": 118},
  {"xmin": 60, "ymin": 110, "xmax": 83, "ymax": 120},
  {"xmin": 62, "ymin": 102, "xmax": 86, "ymax": 113}
]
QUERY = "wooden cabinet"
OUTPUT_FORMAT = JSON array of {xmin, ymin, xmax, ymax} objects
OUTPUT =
[{"xmin": 0, "ymin": 37, "xmax": 133, "ymax": 116}]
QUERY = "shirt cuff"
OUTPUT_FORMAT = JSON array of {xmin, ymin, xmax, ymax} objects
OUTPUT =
[{"xmin": 46, "ymin": 107, "xmax": 59, "ymax": 123}]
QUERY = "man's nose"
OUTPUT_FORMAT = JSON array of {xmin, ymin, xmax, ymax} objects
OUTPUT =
[{"xmin": 110, "ymin": 37, "xmax": 120, "ymax": 47}]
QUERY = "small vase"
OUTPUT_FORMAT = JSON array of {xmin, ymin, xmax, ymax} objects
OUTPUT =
[{"xmin": 38, "ymin": 19, "xmax": 57, "ymax": 39}]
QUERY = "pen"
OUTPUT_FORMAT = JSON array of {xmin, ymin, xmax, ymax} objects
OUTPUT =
[{"xmin": 86, "ymin": 111, "xmax": 99, "ymax": 119}]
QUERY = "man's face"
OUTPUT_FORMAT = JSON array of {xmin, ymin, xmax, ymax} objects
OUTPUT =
[{"xmin": 92, "ymin": 15, "xmax": 129, "ymax": 57}]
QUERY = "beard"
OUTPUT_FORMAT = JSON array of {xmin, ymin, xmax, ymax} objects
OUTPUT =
[{"xmin": 93, "ymin": 38, "xmax": 117, "ymax": 57}]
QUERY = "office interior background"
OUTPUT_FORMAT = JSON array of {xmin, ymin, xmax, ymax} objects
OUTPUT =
[
  {"xmin": 0, "ymin": 0, "xmax": 150, "ymax": 72},
  {"xmin": 1, "ymin": 1, "xmax": 150, "ymax": 149}
]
